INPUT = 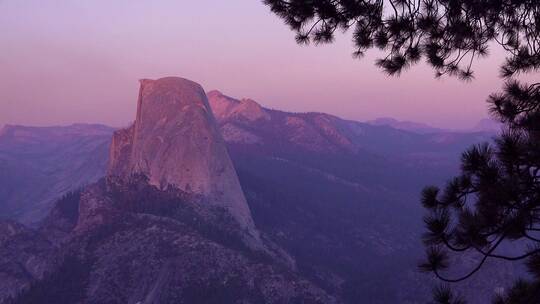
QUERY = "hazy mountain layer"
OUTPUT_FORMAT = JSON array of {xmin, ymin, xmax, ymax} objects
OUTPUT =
[
  {"xmin": 0, "ymin": 124, "xmax": 113, "ymax": 224},
  {"xmin": 206, "ymin": 90, "xmax": 509, "ymax": 303},
  {"xmin": 0, "ymin": 87, "xmax": 507, "ymax": 303}
]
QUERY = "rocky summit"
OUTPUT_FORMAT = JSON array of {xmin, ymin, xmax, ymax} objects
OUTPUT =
[
  {"xmin": 108, "ymin": 77, "xmax": 259, "ymax": 242},
  {"xmin": 206, "ymin": 90, "xmax": 270, "ymax": 122}
]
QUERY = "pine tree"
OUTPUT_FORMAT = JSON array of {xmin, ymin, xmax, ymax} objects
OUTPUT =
[{"xmin": 263, "ymin": 1, "xmax": 539, "ymax": 302}]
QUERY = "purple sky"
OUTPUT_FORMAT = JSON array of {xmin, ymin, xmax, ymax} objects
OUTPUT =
[{"xmin": 0, "ymin": 0, "xmax": 510, "ymax": 129}]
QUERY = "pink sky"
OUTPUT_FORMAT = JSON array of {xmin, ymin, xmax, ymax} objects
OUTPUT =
[{"xmin": 0, "ymin": 0, "xmax": 509, "ymax": 129}]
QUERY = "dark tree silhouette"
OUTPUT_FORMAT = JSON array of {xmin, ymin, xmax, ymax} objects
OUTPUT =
[
  {"xmin": 263, "ymin": 0, "xmax": 538, "ymax": 79},
  {"xmin": 263, "ymin": 0, "xmax": 539, "ymax": 302},
  {"xmin": 420, "ymin": 80, "xmax": 540, "ymax": 303}
]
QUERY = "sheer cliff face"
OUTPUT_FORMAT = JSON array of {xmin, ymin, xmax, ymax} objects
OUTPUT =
[{"xmin": 108, "ymin": 77, "xmax": 257, "ymax": 236}]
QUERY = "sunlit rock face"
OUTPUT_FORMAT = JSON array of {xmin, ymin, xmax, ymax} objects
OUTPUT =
[{"xmin": 108, "ymin": 77, "xmax": 258, "ymax": 239}]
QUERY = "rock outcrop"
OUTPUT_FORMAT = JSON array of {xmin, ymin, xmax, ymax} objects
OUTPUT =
[{"xmin": 108, "ymin": 77, "xmax": 259, "ymax": 241}]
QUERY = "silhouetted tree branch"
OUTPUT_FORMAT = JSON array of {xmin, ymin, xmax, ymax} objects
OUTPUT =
[
  {"xmin": 264, "ymin": 0, "xmax": 539, "ymax": 80},
  {"xmin": 419, "ymin": 80, "xmax": 540, "ymax": 302},
  {"xmin": 263, "ymin": 1, "xmax": 540, "ymax": 303}
]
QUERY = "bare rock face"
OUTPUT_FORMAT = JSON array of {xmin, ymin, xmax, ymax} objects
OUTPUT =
[{"xmin": 108, "ymin": 77, "xmax": 259, "ymax": 241}]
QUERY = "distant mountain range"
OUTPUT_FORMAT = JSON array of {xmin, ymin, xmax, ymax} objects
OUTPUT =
[
  {"xmin": 0, "ymin": 106, "xmax": 496, "ymax": 226},
  {"xmin": 207, "ymin": 90, "xmax": 510, "ymax": 303},
  {"xmin": 472, "ymin": 118, "xmax": 503, "ymax": 132},
  {"xmin": 0, "ymin": 124, "xmax": 113, "ymax": 223},
  {"xmin": 0, "ymin": 81, "xmax": 510, "ymax": 303},
  {"xmin": 367, "ymin": 117, "xmax": 501, "ymax": 134},
  {"xmin": 366, "ymin": 117, "xmax": 446, "ymax": 134}
]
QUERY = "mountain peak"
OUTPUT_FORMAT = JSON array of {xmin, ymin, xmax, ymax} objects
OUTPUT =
[
  {"xmin": 207, "ymin": 91, "xmax": 270, "ymax": 122},
  {"xmin": 206, "ymin": 89, "xmax": 225, "ymax": 98},
  {"xmin": 107, "ymin": 77, "xmax": 259, "ymax": 241}
]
